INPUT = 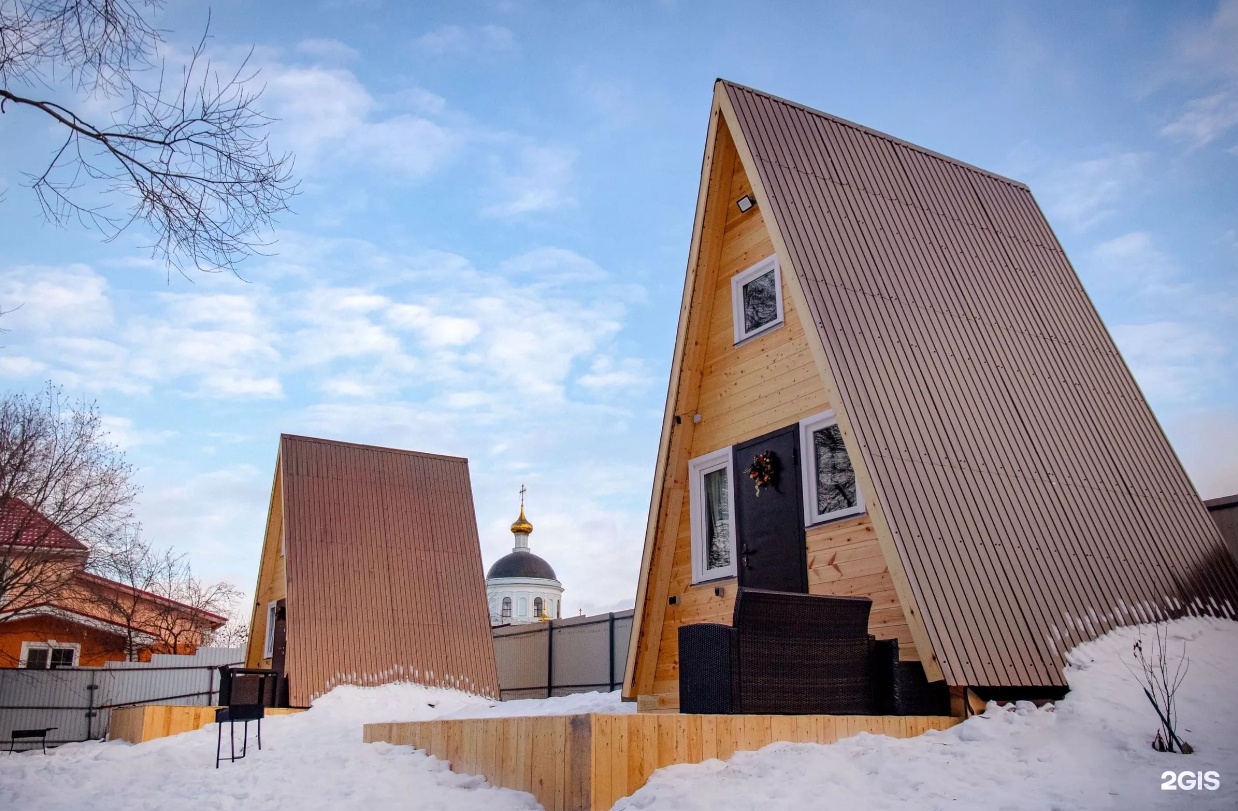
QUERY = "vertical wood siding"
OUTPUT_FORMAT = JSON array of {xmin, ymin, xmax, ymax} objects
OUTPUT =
[{"xmin": 646, "ymin": 132, "xmax": 916, "ymax": 699}]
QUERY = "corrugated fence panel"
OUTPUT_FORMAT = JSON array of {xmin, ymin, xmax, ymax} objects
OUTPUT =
[
  {"xmin": 0, "ymin": 668, "xmax": 100, "ymax": 746},
  {"xmin": 0, "ymin": 659, "xmax": 236, "ymax": 747},
  {"xmin": 493, "ymin": 611, "xmax": 634, "ymax": 700}
]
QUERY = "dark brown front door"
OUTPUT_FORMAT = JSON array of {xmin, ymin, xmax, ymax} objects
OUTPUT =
[{"xmin": 733, "ymin": 426, "xmax": 807, "ymax": 593}]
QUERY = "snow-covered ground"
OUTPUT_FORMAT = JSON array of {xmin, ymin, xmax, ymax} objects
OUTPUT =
[{"xmin": 1, "ymin": 618, "xmax": 1235, "ymax": 810}]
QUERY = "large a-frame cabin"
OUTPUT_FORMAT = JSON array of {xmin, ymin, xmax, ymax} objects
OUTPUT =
[{"xmin": 623, "ymin": 81, "xmax": 1238, "ymax": 710}]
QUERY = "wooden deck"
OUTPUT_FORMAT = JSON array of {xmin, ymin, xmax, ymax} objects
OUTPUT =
[
  {"xmin": 364, "ymin": 712, "xmax": 958, "ymax": 811},
  {"xmin": 109, "ymin": 704, "xmax": 304, "ymax": 744}
]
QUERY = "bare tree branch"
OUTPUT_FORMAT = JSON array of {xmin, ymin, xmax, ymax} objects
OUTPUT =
[
  {"xmin": 0, "ymin": 1, "xmax": 296, "ymax": 275},
  {"xmin": 0, "ymin": 382, "xmax": 137, "ymax": 619}
]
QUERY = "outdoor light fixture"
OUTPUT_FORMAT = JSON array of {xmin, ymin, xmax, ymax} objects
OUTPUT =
[{"xmin": 736, "ymin": 194, "xmax": 756, "ymax": 213}]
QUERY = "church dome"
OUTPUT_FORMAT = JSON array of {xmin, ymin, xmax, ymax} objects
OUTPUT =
[
  {"xmin": 510, "ymin": 505, "xmax": 533, "ymax": 535},
  {"xmin": 487, "ymin": 551, "xmax": 557, "ymax": 581}
]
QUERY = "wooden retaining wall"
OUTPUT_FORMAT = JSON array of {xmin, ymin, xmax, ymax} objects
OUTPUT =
[
  {"xmin": 109, "ymin": 704, "xmax": 303, "ymax": 744},
  {"xmin": 365, "ymin": 712, "xmax": 958, "ymax": 811}
]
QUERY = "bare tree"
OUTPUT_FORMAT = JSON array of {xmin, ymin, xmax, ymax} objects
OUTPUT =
[
  {"xmin": 208, "ymin": 612, "xmax": 249, "ymax": 651},
  {"xmin": 0, "ymin": 0, "xmax": 295, "ymax": 274},
  {"xmin": 81, "ymin": 523, "xmax": 159, "ymax": 660},
  {"xmin": 0, "ymin": 383, "xmax": 137, "ymax": 619},
  {"xmin": 1128, "ymin": 623, "xmax": 1193, "ymax": 754},
  {"xmin": 146, "ymin": 551, "xmax": 239, "ymax": 653}
]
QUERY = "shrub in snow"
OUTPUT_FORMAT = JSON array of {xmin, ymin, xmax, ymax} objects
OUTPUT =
[{"xmin": 1128, "ymin": 623, "xmax": 1193, "ymax": 754}]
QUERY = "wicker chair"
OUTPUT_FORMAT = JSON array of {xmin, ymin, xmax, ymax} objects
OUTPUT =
[{"xmin": 679, "ymin": 588, "xmax": 922, "ymax": 715}]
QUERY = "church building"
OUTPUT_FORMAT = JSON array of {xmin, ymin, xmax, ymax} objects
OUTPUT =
[{"xmin": 485, "ymin": 492, "xmax": 564, "ymax": 625}]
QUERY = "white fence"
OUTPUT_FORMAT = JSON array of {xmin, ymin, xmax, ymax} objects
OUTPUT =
[{"xmin": 0, "ymin": 648, "xmax": 242, "ymax": 748}]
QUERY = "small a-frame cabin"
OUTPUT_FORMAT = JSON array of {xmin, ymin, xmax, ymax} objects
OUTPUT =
[
  {"xmin": 245, "ymin": 434, "xmax": 500, "ymax": 706},
  {"xmin": 623, "ymin": 80, "xmax": 1238, "ymax": 710}
]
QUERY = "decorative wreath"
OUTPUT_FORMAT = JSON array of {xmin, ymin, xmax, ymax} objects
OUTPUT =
[{"xmin": 746, "ymin": 451, "xmax": 778, "ymax": 497}]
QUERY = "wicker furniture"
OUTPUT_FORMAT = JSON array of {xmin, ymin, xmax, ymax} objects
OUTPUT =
[{"xmin": 678, "ymin": 588, "xmax": 948, "ymax": 715}]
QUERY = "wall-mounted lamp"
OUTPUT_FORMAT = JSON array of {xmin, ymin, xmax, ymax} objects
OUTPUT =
[
  {"xmin": 736, "ymin": 194, "xmax": 756, "ymax": 213},
  {"xmin": 713, "ymin": 586, "xmax": 725, "ymax": 597},
  {"xmin": 668, "ymin": 595, "xmax": 679, "ymax": 606}
]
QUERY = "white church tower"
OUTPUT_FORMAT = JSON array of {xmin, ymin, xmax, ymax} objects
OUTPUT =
[{"xmin": 485, "ymin": 487, "xmax": 564, "ymax": 625}]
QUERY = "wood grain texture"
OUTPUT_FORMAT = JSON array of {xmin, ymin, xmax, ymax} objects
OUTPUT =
[
  {"xmin": 365, "ymin": 712, "xmax": 959, "ymax": 811},
  {"xmin": 108, "ymin": 705, "xmax": 303, "ymax": 744},
  {"xmin": 637, "ymin": 127, "xmax": 918, "ymax": 700}
]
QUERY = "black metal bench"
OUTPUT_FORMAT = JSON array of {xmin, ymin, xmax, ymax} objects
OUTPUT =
[{"xmin": 7, "ymin": 727, "xmax": 57, "ymax": 754}]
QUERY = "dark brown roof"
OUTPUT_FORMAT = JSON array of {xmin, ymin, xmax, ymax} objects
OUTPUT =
[
  {"xmin": 278, "ymin": 434, "xmax": 500, "ymax": 704},
  {"xmin": 0, "ymin": 498, "xmax": 88, "ymax": 551},
  {"xmin": 720, "ymin": 80, "xmax": 1238, "ymax": 687}
]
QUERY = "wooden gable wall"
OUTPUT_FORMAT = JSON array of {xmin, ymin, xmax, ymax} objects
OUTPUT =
[
  {"xmin": 244, "ymin": 460, "xmax": 287, "ymax": 668},
  {"xmin": 629, "ymin": 118, "xmax": 916, "ymax": 703}
]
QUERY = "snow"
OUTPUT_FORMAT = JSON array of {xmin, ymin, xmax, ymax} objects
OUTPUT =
[{"xmin": 1, "ymin": 618, "xmax": 1235, "ymax": 810}]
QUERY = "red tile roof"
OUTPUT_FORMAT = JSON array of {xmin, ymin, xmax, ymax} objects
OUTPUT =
[{"xmin": 0, "ymin": 498, "xmax": 88, "ymax": 551}]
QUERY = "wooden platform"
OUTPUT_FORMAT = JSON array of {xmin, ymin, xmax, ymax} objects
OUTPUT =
[
  {"xmin": 364, "ymin": 712, "xmax": 958, "ymax": 811},
  {"xmin": 109, "ymin": 704, "xmax": 304, "ymax": 744}
]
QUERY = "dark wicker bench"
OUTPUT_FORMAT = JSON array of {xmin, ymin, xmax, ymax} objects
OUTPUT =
[{"xmin": 679, "ymin": 588, "xmax": 948, "ymax": 715}]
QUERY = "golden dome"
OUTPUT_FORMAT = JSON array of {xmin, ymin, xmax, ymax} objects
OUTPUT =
[{"xmin": 510, "ymin": 505, "xmax": 533, "ymax": 535}]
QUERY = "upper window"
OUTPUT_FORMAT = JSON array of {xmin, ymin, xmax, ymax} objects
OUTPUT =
[
  {"xmin": 263, "ymin": 601, "xmax": 278, "ymax": 658},
  {"xmin": 21, "ymin": 642, "xmax": 78, "ymax": 669},
  {"xmin": 799, "ymin": 410, "xmax": 865, "ymax": 525},
  {"xmin": 688, "ymin": 448, "xmax": 737, "ymax": 584},
  {"xmin": 534, "ymin": 597, "xmax": 544, "ymax": 618},
  {"xmin": 731, "ymin": 255, "xmax": 784, "ymax": 344},
  {"xmin": 501, "ymin": 597, "xmax": 512, "ymax": 619}
]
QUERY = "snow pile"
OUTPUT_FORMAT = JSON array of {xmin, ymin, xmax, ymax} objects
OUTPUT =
[
  {"xmin": 0, "ymin": 684, "xmax": 627, "ymax": 811},
  {"xmin": 1, "ymin": 619, "xmax": 1235, "ymax": 810},
  {"xmin": 620, "ymin": 618, "xmax": 1238, "ymax": 811}
]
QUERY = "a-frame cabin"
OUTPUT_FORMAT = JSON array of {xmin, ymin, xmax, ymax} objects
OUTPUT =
[
  {"xmin": 245, "ymin": 434, "xmax": 500, "ymax": 706},
  {"xmin": 623, "ymin": 80, "xmax": 1238, "ymax": 710}
]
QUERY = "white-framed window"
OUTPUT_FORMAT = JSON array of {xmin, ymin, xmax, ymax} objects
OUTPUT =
[
  {"xmin": 799, "ymin": 410, "xmax": 865, "ymax": 525},
  {"xmin": 688, "ymin": 447, "xmax": 737, "ymax": 584},
  {"xmin": 731, "ymin": 254, "xmax": 784, "ymax": 344},
  {"xmin": 263, "ymin": 601, "xmax": 278, "ymax": 658},
  {"xmin": 501, "ymin": 597, "xmax": 512, "ymax": 619},
  {"xmin": 20, "ymin": 641, "xmax": 79, "ymax": 669}
]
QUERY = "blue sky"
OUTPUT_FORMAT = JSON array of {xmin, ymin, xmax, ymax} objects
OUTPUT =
[{"xmin": 1, "ymin": 0, "xmax": 1235, "ymax": 617}]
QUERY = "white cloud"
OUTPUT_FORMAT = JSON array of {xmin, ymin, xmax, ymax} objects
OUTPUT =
[
  {"xmin": 1161, "ymin": 92, "xmax": 1238, "ymax": 147},
  {"xmin": 0, "ymin": 264, "xmax": 113, "ymax": 334},
  {"xmin": 579, "ymin": 356, "xmax": 651, "ymax": 392},
  {"xmin": 1025, "ymin": 151, "xmax": 1148, "ymax": 232},
  {"xmin": 1110, "ymin": 321, "xmax": 1226, "ymax": 404},
  {"xmin": 294, "ymin": 38, "xmax": 360, "ymax": 62},
  {"xmin": 1173, "ymin": 0, "xmax": 1238, "ymax": 82},
  {"xmin": 413, "ymin": 25, "xmax": 516, "ymax": 58},
  {"xmin": 1085, "ymin": 231, "xmax": 1185, "ymax": 298},
  {"xmin": 1160, "ymin": 1, "xmax": 1238, "ymax": 150},
  {"xmin": 263, "ymin": 65, "xmax": 458, "ymax": 180},
  {"xmin": 0, "ymin": 355, "xmax": 46, "ymax": 377},
  {"xmin": 1165, "ymin": 408, "xmax": 1238, "ymax": 499},
  {"xmin": 483, "ymin": 145, "xmax": 578, "ymax": 217},
  {"xmin": 101, "ymin": 416, "xmax": 176, "ymax": 450}
]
